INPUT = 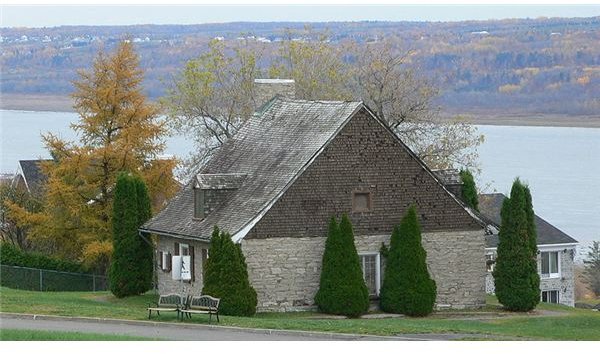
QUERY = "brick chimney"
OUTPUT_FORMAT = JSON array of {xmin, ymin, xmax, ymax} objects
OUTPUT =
[{"xmin": 254, "ymin": 78, "xmax": 295, "ymax": 109}]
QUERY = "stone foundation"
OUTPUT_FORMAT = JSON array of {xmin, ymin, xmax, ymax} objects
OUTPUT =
[{"xmin": 241, "ymin": 230, "xmax": 486, "ymax": 312}]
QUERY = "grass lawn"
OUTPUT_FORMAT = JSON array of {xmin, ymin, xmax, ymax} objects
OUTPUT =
[
  {"xmin": 1, "ymin": 287, "xmax": 599, "ymax": 340},
  {"xmin": 0, "ymin": 328, "xmax": 154, "ymax": 341}
]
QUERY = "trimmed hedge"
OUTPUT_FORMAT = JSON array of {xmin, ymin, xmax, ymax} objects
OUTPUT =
[
  {"xmin": 109, "ymin": 172, "xmax": 154, "ymax": 298},
  {"xmin": 202, "ymin": 226, "xmax": 258, "ymax": 316},
  {"xmin": 314, "ymin": 215, "xmax": 369, "ymax": 318},
  {"xmin": 0, "ymin": 242, "xmax": 87, "ymax": 273},
  {"xmin": 379, "ymin": 206, "xmax": 437, "ymax": 317},
  {"xmin": 493, "ymin": 179, "xmax": 540, "ymax": 312}
]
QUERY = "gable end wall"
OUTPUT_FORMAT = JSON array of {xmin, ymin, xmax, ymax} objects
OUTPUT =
[{"xmin": 247, "ymin": 108, "xmax": 481, "ymax": 239}]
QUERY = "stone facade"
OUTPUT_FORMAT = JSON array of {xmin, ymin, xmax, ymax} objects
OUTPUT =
[
  {"xmin": 156, "ymin": 235, "xmax": 209, "ymax": 297},
  {"xmin": 484, "ymin": 247, "xmax": 576, "ymax": 307},
  {"xmin": 242, "ymin": 230, "xmax": 485, "ymax": 312}
]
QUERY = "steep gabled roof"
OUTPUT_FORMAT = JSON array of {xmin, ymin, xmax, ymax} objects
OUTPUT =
[
  {"xmin": 141, "ymin": 97, "xmax": 362, "ymax": 240},
  {"xmin": 478, "ymin": 193, "xmax": 578, "ymax": 248},
  {"xmin": 15, "ymin": 159, "xmax": 51, "ymax": 195}
]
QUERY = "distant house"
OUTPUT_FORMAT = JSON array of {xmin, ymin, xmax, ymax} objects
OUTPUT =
[
  {"xmin": 478, "ymin": 193, "xmax": 578, "ymax": 307},
  {"xmin": 141, "ymin": 80, "xmax": 488, "ymax": 312},
  {"xmin": 12, "ymin": 159, "xmax": 52, "ymax": 196}
]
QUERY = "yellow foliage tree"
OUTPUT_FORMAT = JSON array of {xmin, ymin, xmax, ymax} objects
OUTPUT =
[{"xmin": 6, "ymin": 41, "xmax": 178, "ymax": 273}]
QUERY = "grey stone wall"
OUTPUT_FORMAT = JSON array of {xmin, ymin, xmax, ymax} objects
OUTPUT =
[
  {"xmin": 156, "ymin": 235, "xmax": 209, "ymax": 297},
  {"xmin": 484, "ymin": 248, "xmax": 575, "ymax": 307},
  {"xmin": 242, "ymin": 229, "xmax": 486, "ymax": 312}
]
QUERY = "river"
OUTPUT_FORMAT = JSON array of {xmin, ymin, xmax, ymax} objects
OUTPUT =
[{"xmin": 1, "ymin": 110, "xmax": 598, "ymax": 253}]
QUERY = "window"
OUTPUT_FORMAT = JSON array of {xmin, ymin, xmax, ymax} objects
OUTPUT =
[
  {"xmin": 194, "ymin": 188, "xmax": 204, "ymax": 219},
  {"xmin": 179, "ymin": 243, "xmax": 190, "ymax": 256},
  {"xmin": 541, "ymin": 290, "xmax": 560, "ymax": 304},
  {"xmin": 541, "ymin": 251, "xmax": 560, "ymax": 278},
  {"xmin": 485, "ymin": 254, "xmax": 496, "ymax": 272},
  {"xmin": 359, "ymin": 253, "xmax": 381, "ymax": 296},
  {"xmin": 352, "ymin": 191, "xmax": 372, "ymax": 212}
]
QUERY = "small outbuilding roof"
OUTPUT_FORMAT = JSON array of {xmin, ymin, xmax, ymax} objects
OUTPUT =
[
  {"xmin": 478, "ymin": 193, "xmax": 578, "ymax": 248},
  {"xmin": 16, "ymin": 159, "xmax": 51, "ymax": 195}
]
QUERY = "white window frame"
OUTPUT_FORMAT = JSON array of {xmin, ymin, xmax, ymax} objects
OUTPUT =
[
  {"xmin": 540, "ymin": 251, "xmax": 561, "ymax": 279},
  {"xmin": 179, "ymin": 243, "xmax": 190, "ymax": 257},
  {"xmin": 358, "ymin": 252, "xmax": 381, "ymax": 296}
]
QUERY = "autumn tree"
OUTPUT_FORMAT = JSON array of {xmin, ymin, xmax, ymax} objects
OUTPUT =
[
  {"xmin": 269, "ymin": 28, "xmax": 352, "ymax": 101},
  {"xmin": 6, "ymin": 41, "xmax": 178, "ymax": 273},
  {"xmin": 0, "ymin": 183, "xmax": 42, "ymax": 251},
  {"xmin": 162, "ymin": 39, "xmax": 261, "ymax": 179}
]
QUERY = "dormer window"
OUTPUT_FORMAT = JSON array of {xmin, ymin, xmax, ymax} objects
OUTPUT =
[
  {"xmin": 194, "ymin": 187, "xmax": 205, "ymax": 219},
  {"xmin": 193, "ymin": 173, "xmax": 247, "ymax": 220}
]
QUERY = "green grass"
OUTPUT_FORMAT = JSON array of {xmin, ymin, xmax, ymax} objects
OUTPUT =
[
  {"xmin": 0, "ymin": 328, "xmax": 155, "ymax": 341},
  {"xmin": 1, "ymin": 287, "xmax": 599, "ymax": 340}
]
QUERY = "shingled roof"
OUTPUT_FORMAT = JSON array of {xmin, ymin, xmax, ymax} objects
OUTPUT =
[
  {"xmin": 16, "ymin": 159, "xmax": 51, "ymax": 195},
  {"xmin": 141, "ymin": 97, "xmax": 363, "ymax": 241},
  {"xmin": 478, "ymin": 193, "xmax": 578, "ymax": 248}
]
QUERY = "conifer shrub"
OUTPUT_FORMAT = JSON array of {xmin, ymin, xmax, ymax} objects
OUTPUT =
[
  {"xmin": 459, "ymin": 169, "xmax": 479, "ymax": 211},
  {"xmin": 379, "ymin": 206, "xmax": 436, "ymax": 316},
  {"xmin": 315, "ymin": 215, "xmax": 369, "ymax": 318},
  {"xmin": 202, "ymin": 226, "xmax": 258, "ymax": 316},
  {"xmin": 109, "ymin": 173, "xmax": 154, "ymax": 298},
  {"xmin": 493, "ymin": 179, "xmax": 540, "ymax": 311}
]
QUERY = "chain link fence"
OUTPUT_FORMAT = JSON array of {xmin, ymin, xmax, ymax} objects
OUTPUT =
[{"xmin": 0, "ymin": 264, "xmax": 108, "ymax": 291}]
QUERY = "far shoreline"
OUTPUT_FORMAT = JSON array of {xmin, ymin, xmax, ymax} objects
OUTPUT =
[{"xmin": 2, "ymin": 93, "xmax": 600, "ymax": 129}]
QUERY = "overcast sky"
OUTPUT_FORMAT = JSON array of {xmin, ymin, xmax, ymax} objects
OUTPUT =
[{"xmin": 2, "ymin": 5, "xmax": 600, "ymax": 28}]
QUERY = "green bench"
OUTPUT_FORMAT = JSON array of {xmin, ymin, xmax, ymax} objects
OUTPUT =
[
  {"xmin": 180, "ymin": 295, "xmax": 221, "ymax": 324},
  {"xmin": 147, "ymin": 293, "xmax": 185, "ymax": 320}
]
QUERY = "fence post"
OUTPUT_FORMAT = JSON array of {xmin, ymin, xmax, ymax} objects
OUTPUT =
[
  {"xmin": 39, "ymin": 269, "xmax": 43, "ymax": 291},
  {"xmin": 92, "ymin": 274, "xmax": 96, "ymax": 292}
]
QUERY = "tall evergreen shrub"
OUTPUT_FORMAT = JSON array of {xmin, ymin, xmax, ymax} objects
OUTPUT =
[
  {"xmin": 202, "ymin": 226, "xmax": 258, "ymax": 316},
  {"xmin": 109, "ymin": 173, "xmax": 154, "ymax": 298},
  {"xmin": 493, "ymin": 179, "xmax": 540, "ymax": 311},
  {"xmin": 314, "ymin": 215, "xmax": 369, "ymax": 318},
  {"xmin": 379, "ymin": 206, "xmax": 436, "ymax": 316},
  {"xmin": 459, "ymin": 169, "xmax": 479, "ymax": 211}
]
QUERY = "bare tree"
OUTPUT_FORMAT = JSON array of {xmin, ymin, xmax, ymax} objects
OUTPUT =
[
  {"xmin": 350, "ymin": 41, "xmax": 484, "ymax": 171},
  {"xmin": 162, "ymin": 40, "xmax": 261, "ymax": 179}
]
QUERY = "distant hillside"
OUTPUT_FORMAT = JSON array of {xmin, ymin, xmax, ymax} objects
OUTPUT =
[{"xmin": 1, "ymin": 17, "xmax": 599, "ymax": 116}]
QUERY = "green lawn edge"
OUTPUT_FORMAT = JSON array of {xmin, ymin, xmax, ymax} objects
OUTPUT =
[
  {"xmin": 1, "ymin": 287, "xmax": 599, "ymax": 340},
  {"xmin": 0, "ymin": 328, "xmax": 157, "ymax": 341}
]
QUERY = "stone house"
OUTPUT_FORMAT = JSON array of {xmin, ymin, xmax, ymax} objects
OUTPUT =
[
  {"xmin": 478, "ymin": 193, "xmax": 578, "ymax": 307},
  {"xmin": 141, "ymin": 83, "xmax": 488, "ymax": 312}
]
